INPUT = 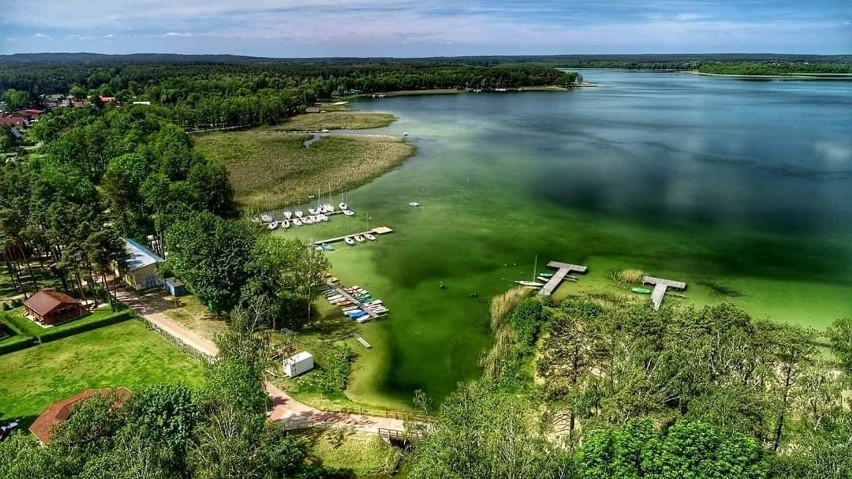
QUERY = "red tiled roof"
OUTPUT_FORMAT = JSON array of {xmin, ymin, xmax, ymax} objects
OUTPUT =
[
  {"xmin": 0, "ymin": 117, "xmax": 25, "ymax": 126},
  {"xmin": 29, "ymin": 388, "xmax": 132, "ymax": 444},
  {"xmin": 23, "ymin": 290, "xmax": 81, "ymax": 317}
]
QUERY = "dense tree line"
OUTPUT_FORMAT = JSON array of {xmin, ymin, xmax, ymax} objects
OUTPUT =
[
  {"xmin": 0, "ymin": 58, "xmax": 582, "ymax": 129},
  {"xmin": 408, "ymin": 295, "xmax": 852, "ymax": 478},
  {"xmin": 164, "ymin": 212, "xmax": 327, "ymax": 325},
  {"xmin": 697, "ymin": 62, "xmax": 852, "ymax": 75},
  {"xmin": 0, "ymin": 101, "xmax": 233, "ymax": 305}
]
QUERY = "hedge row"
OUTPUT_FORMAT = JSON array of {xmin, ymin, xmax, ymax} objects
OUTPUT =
[
  {"xmin": 36, "ymin": 310, "xmax": 135, "ymax": 343},
  {"xmin": 0, "ymin": 310, "xmax": 136, "ymax": 356}
]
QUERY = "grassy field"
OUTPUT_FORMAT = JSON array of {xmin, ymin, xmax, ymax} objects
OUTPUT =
[
  {"xmin": 301, "ymin": 428, "xmax": 402, "ymax": 477},
  {"xmin": 0, "ymin": 320, "xmax": 206, "ymax": 424},
  {"xmin": 0, "ymin": 306, "xmax": 124, "ymax": 339},
  {"xmin": 195, "ymin": 130, "xmax": 415, "ymax": 210},
  {"xmin": 278, "ymin": 111, "xmax": 396, "ymax": 131}
]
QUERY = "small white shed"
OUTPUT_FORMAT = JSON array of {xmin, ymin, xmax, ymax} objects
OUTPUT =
[{"xmin": 283, "ymin": 351, "xmax": 314, "ymax": 378}]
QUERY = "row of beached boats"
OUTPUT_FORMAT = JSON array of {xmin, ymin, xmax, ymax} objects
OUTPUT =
[{"xmin": 322, "ymin": 284, "xmax": 389, "ymax": 322}]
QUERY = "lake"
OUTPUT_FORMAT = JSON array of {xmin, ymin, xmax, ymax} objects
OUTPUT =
[{"xmin": 282, "ymin": 69, "xmax": 852, "ymax": 409}]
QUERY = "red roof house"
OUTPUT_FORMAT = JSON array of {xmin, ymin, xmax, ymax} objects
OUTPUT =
[
  {"xmin": 29, "ymin": 388, "xmax": 132, "ymax": 444},
  {"xmin": 23, "ymin": 290, "xmax": 87, "ymax": 325},
  {"xmin": 0, "ymin": 117, "xmax": 26, "ymax": 127}
]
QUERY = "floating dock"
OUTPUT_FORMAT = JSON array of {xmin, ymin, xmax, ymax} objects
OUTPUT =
[
  {"xmin": 538, "ymin": 261, "xmax": 588, "ymax": 296},
  {"xmin": 314, "ymin": 226, "xmax": 394, "ymax": 245},
  {"xmin": 325, "ymin": 281, "xmax": 386, "ymax": 320},
  {"xmin": 642, "ymin": 276, "xmax": 687, "ymax": 310}
]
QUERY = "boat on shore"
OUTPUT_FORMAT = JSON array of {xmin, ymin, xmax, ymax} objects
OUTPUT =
[
  {"xmin": 281, "ymin": 220, "xmax": 290, "ymax": 229},
  {"xmin": 344, "ymin": 237, "xmax": 356, "ymax": 246},
  {"xmin": 339, "ymin": 203, "xmax": 348, "ymax": 211},
  {"xmin": 632, "ymin": 287, "xmax": 653, "ymax": 294},
  {"xmin": 322, "ymin": 243, "xmax": 334, "ymax": 251},
  {"xmin": 283, "ymin": 211, "xmax": 292, "ymax": 220},
  {"xmin": 364, "ymin": 233, "xmax": 376, "ymax": 241},
  {"xmin": 343, "ymin": 210, "xmax": 355, "ymax": 216},
  {"xmin": 354, "ymin": 235, "xmax": 365, "ymax": 242},
  {"xmin": 515, "ymin": 280, "xmax": 544, "ymax": 288},
  {"xmin": 295, "ymin": 210, "xmax": 304, "ymax": 218},
  {"xmin": 260, "ymin": 214, "xmax": 273, "ymax": 223},
  {"xmin": 293, "ymin": 218, "xmax": 303, "ymax": 226},
  {"xmin": 267, "ymin": 221, "xmax": 279, "ymax": 230}
]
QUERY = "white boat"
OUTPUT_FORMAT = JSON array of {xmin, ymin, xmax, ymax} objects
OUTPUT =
[
  {"xmin": 323, "ymin": 204, "xmax": 334, "ymax": 213},
  {"xmin": 281, "ymin": 220, "xmax": 290, "ymax": 229},
  {"xmin": 339, "ymin": 203, "xmax": 348, "ymax": 210},
  {"xmin": 344, "ymin": 237, "xmax": 356, "ymax": 246},
  {"xmin": 409, "ymin": 201, "xmax": 420, "ymax": 207},
  {"xmin": 364, "ymin": 233, "xmax": 377, "ymax": 241},
  {"xmin": 260, "ymin": 214, "xmax": 273, "ymax": 223},
  {"xmin": 283, "ymin": 211, "xmax": 292, "ymax": 220},
  {"xmin": 295, "ymin": 210, "xmax": 304, "ymax": 218},
  {"xmin": 354, "ymin": 235, "xmax": 365, "ymax": 242},
  {"xmin": 267, "ymin": 221, "xmax": 279, "ymax": 230},
  {"xmin": 293, "ymin": 218, "xmax": 303, "ymax": 226},
  {"xmin": 343, "ymin": 210, "xmax": 355, "ymax": 216},
  {"xmin": 515, "ymin": 280, "xmax": 544, "ymax": 288},
  {"xmin": 309, "ymin": 208, "xmax": 318, "ymax": 215}
]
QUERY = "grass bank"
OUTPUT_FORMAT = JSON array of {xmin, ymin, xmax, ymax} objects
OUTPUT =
[
  {"xmin": 196, "ymin": 129, "xmax": 415, "ymax": 211},
  {"xmin": 0, "ymin": 320, "xmax": 206, "ymax": 424},
  {"xmin": 301, "ymin": 428, "xmax": 402, "ymax": 477},
  {"xmin": 279, "ymin": 111, "xmax": 396, "ymax": 131}
]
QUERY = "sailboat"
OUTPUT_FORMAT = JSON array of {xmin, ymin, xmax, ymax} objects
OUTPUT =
[{"xmin": 515, "ymin": 255, "xmax": 544, "ymax": 288}]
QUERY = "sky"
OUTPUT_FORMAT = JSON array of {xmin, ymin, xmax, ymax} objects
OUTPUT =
[{"xmin": 1, "ymin": 0, "xmax": 850, "ymax": 57}]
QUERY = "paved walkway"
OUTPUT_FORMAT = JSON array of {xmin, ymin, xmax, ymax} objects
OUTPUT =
[{"xmin": 113, "ymin": 286, "xmax": 406, "ymax": 433}]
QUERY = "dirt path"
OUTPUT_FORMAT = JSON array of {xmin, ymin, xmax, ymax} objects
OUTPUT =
[{"xmin": 114, "ymin": 287, "xmax": 406, "ymax": 433}]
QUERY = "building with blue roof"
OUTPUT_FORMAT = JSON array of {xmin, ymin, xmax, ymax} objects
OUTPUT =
[{"xmin": 115, "ymin": 238, "xmax": 165, "ymax": 290}]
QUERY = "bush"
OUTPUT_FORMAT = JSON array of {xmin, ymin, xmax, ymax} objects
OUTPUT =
[
  {"xmin": 295, "ymin": 342, "xmax": 352, "ymax": 396},
  {"xmin": 1, "ymin": 302, "xmax": 10, "ymax": 311}
]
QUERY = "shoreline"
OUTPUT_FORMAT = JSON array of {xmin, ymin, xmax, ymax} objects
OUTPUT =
[
  {"xmin": 683, "ymin": 70, "xmax": 852, "ymax": 81},
  {"xmin": 353, "ymin": 84, "xmax": 591, "ymax": 99}
]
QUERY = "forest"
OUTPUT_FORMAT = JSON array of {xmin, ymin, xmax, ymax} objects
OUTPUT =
[
  {"xmin": 405, "ymin": 292, "xmax": 852, "ymax": 479},
  {"xmin": 0, "ymin": 57, "xmax": 583, "ymax": 130}
]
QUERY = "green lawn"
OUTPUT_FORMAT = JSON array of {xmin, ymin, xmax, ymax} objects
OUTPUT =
[
  {"xmin": 0, "ymin": 320, "xmax": 206, "ymax": 424},
  {"xmin": 301, "ymin": 428, "xmax": 401, "ymax": 477}
]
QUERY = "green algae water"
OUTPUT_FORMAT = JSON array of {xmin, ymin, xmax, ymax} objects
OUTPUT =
[{"xmin": 280, "ymin": 70, "xmax": 852, "ymax": 409}]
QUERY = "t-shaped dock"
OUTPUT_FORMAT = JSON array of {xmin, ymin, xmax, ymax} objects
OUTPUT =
[
  {"xmin": 642, "ymin": 276, "xmax": 687, "ymax": 310},
  {"xmin": 538, "ymin": 261, "xmax": 588, "ymax": 296}
]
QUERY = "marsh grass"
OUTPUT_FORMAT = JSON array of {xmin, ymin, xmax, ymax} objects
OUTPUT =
[
  {"xmin": 277, "ymin": 111, "xmax": 396, "ymax": 131},
  {"xmin": 195, "ymin": 130, "xmax": 415, "ymax": 211}
]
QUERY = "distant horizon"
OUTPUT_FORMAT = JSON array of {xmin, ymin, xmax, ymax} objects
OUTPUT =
[
  {"xmin": 2, "ymin": 51, "xmax": 849, "ymax": 60},
  {"xmin": 2, "ymin": 1, "xmax": 850, "ymax": 57}
]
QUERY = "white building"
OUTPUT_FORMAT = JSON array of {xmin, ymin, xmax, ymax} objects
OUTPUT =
[{"xmin": 283, "ymin": 351, "xmax": 314, "ymax": 378}]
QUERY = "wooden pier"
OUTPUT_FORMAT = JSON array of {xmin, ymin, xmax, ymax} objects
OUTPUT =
[
  {"xmin": 538, "ymin": 261, "xmax": 588, "ymax": 296},
  {"xmin": 642, "ymin": 276, "xmax": 687, "ymax": 310},
  {"xmin": 325, "ymin": 282, "xmax": 386, "ymax": 320},
  {"xmin": 352, "ymin": 333, "xmax": 372, "ymax": 349},
  {"xmin": 314, "ymin": 226, "xmax": 394, "ymax": 245}
]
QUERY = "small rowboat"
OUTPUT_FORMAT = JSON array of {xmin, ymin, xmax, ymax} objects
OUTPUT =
[
  {"xmin": 632, "ymin": 287, "xmax": 653, "ymax": 294},
  {"xmin": 364, "ymin": 233, "xmax": 377, "ymax": 241}
]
